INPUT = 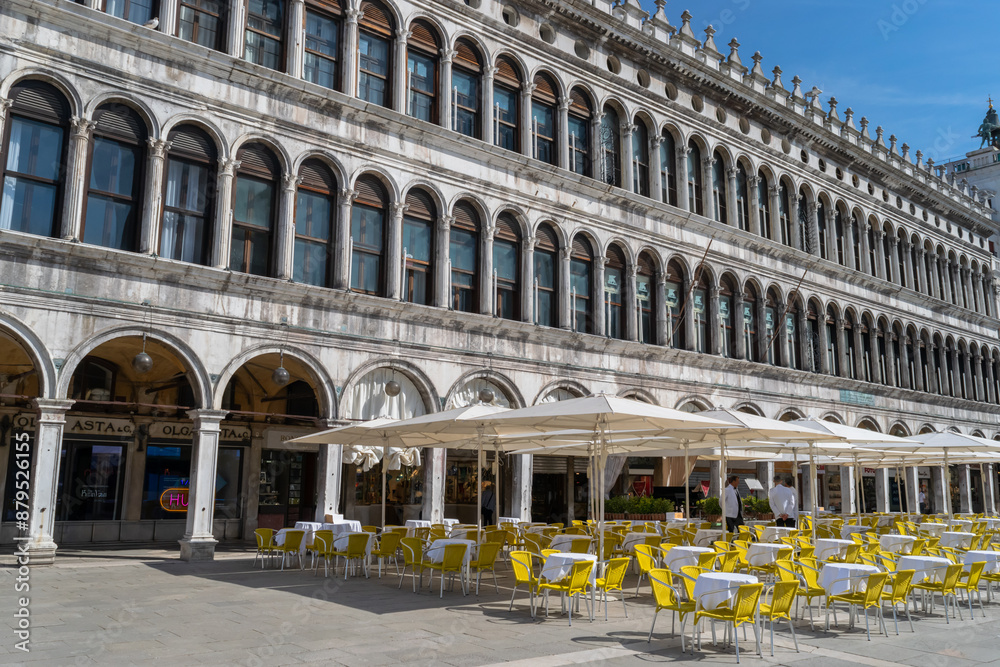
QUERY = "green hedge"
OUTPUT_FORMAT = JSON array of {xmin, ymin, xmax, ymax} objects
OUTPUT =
[{"xmin": 604, "ymin": 496, "xmax": 675, "ymax": 514}]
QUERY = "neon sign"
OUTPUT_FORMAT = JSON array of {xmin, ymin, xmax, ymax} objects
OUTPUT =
[{"xmin": 159, "ymin": 487, "xmax": 189, "ymax": 512}]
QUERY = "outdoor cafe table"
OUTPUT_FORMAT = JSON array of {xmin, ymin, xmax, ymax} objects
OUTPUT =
[
  {"xmin": 918, "ymin": 523, "xmax": 948, "ymax": 538},
  {"xmin": 879, "ymin": 534, "xmax": 917, "ymax": 554},
  {"xmin": 326, "ymin": 520, "xmax": 362, "ymax": 535},
  {"xmin": 451, "ymin": 528, "xmax": 484, "ymax": 542},
  {"xmin": 963, "ymin": 550, "xmax": 1000, "ymax": 574},
  {"xmin": 538, "ymin": 552, "xmax": 597, "ymax": 615},
  {"xmin": 663, "ymin": 546, "xmax": 713, "ymax": 573},
  {"xmin": 442, "ymin": 518, "xmax": 460, "ymax": 527},
  {"xmin": 622, "ymin": 532, "xmax": 655, "ymax": 555},
  {"xmin": 814, "ymin": 538, "xmax": 854, "ymax": 561},
  {"xmin": 947, "ymin": 519, "xmax": 974, "ymax": 531},
  {"xmin": 549, "ymin": 534, "xmax": 591, "ymax": 553},
  {"xmin": 693, "ymin": 529, "xmax": 723, "ymax": 547},
  {"xmin": 693, "ymin": 572, "xmax": 758, "ymax": 610},
  {"xmin": 897, "ymin": 555, "xmax": 952, "ymax": 583},
  {"xmin": 274, "ymin": 528, "xmax": 309, "ymax": 558},
  {"xmin": 498, "ymin": 517, "xmax": 520, "ymax": 526},
  {"xmin": 331, "ymin": 531, "xmax": 374, "ymax": 559},
  {"xmin": 424, "ymin": 538, "xmax": 476, "ymax": 566},
  {"xmin": 760, "ymin": 526, "xmax": 796, "ymax": 543},
  {"xmin": 939, "ymin": 532, "xmax": 976, "ymax": 549},
  {"xmin": 526, "ymin": 525, "xmax": 550, "ymax": 534},
  {"xmin": 746, "ymin": 543, "xmax": 785, "ymax": 567},
  {"xmin": 840, "ymin": 525, "xmax": 872, "ymax": 539},
  {"xmin": 821, "ymin": 563, "xmax": 879, "ymax": 596}
]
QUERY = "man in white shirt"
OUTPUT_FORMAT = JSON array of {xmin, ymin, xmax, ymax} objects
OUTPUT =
[
  {"xmin": 769, "ymin": 475, "xmax": 796, "ymax": 528},
  {"xmin": 723, "ymin": 475, "xmax": 743, "ymax": 533}
]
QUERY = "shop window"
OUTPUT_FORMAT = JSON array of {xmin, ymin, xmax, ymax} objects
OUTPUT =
[
  {"xmin": 69, "ymin": 357, "xmax": 117, "ymax": 402},
  {"xmin": 56, "ymin": 442, "xmax": 126, "ymax": 521},
  {"xmin": 140, "ymin": 444, "xmax": 244, "ymax": 520},
  {"xmin": 178, "ymin": 0, "xmax": 227, "ymax": 51},
  {"xmin": 161, "ymin": 125, "xmax": 217, "ymax": 265},
  {"xmin": 294, "ymin": 159, "xmax": 337, "ymax": 287},
  {"xmin": 258, "ymin": 450, "xmax": 316, "ymax": 528},
  {"xmin": 284, "ymin": 380, "xmax": 318, "ymax": 416}
]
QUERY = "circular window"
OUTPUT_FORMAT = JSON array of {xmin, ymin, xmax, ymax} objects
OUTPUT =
[
  {"xmin": 882, "ymin": 190, "xmax": 889, "ymax": 203},
  {"xmin": 637, "ymin": 69, "xmax": 650, "ymax": 88},
  {"xmin": 760, "ymin": 128, "xmax": 772, "ymax": 145},
  {"xmin": 895, "ymin": 196, "xmax": 902, "ymax": 208},
  {"xmin": 957, "ymin": 228, "xmax": 963, "ymax": 239},
  {"xmin": 818, "ymin": 159, "xmax": 827, "ymax": 173},
  {"xmin": 716, "ymin": 107, "xmax": 727, "ymax": 124},
  {"xmin": 739, "ymin": 117, "xmax": 750, "ymax": 134},
  {"xmin": 852, "ymin": 174, "xmax": 860, "ymax": 188},
  {"xmin": 922, "ymin": 211, "xmax": 929, "ymax": 222},
  {"xmin": 691, "ymin": 95, "xmax": 704, "ymax": 112},
  {"xmin": 867, "ymin": 183, "xmax": 875, "ymax": 195},
  {"xmin": 836, "ymin": 167, "xmax": 843, "ymax": 180},
  {"xmin": 539, "ymin": 23, "xmax": 555, "ymax": 43},
  {"xmin": 574, "ymin": 40, "xmax": 590, "ymax": 60},
  {"xmin": 606, "ymin": 54, "xmax": 621, "ymax": 74},
  {"xmin": 800, "ymin": 149, "xmax": 809, "ymax": 164},
  {"xmin": 935, "ymin": 216, "xmax": 941, "ymax": 228},
  {"xmin": 781, "ymin": 137, "xmax": 791, "ymax": 154},
  {"xmin": 665, "ymin": 82, "xmax": 678, "ymax": 100},
  {"xmin": 501, "ymin": 4, "xmax": 519, "ymax": 26}
]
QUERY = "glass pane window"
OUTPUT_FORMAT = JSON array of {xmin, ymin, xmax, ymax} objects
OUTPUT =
[
  {"xmin": 0, "ymin": 117, "xmax": 64, "ymax": 236},
  {"xmin": 450, "ymin": 227, "xmax": 477, "ymax": 312},
  {"xmin": 600, "ymin": 111, "xmax": 620, "ymax": 187},
  {"xmin": 245, "ymin": 0, "xmax": 284, "ymax": 70},
  {"xmin": 693, "ymin": 288, "xmax": 708, "ymax": 353},
  {"xmin": 178, "ymin": 0, "xmax": 224, "ymax": 50},
  {"xmin": 402, "ymin": 215, "xmax": 431, "ymax": 304},
  {"xmin": 231, "ymin": 175, "xmax": 274, "ymax": 275},
  {"xmin": 452, "ymin": 69, "xmax": 479, "ymax": 137},
  {"xmin": 161, "ymin": 158, "xmax": 210, "ymax": 264},
  {"xmin": 234, "ymin": 175, "xmax": 274, "ymax": 229},
  {"xmin": 605, "ymin": 267, "xmax": 622, "ymax": 339},
  {"xmin": 105, "ymin": 0, "xmax": 155, "ymax": 25},
  {"xmin": 719, "ymin": 295, "xmax": 733, "ymax": 357},
  {"xmin": 494, "ymin": 86, "xmax": 518, "ymax": 152},
  {"xmin": 742, "ymin": 300, "xmax": 756, "ymax": 361},
  {"xmin": 665, "ymin": 280, "xmax": 683, "ymax": 348},
  {"xmin": 293, "ymin": 189, "xmax": 333, "ymax": 287},
  {"xmin": 632, "ymin": 125, "xmax": 649, "ymax": 197},
  {"xmin": 765, "ymin": 306, "xmax": 777, "ymax": 364},
  {"xmin": 407, "ymin": 51, "xmax": 435, "ymax": 123},
  {"xmin": 532, "ymin": 101, "xmax": 555, "ymax": 165},
  {"xmin": 359, "ymin": 32, "xmax": 389, "ymax": 106},
  {"xmin": 570, "ymin": 258, "xmax": 590, "ymax": 333},
  {"xmin": 84, "ymin": 137, "xmax": 140, "ymax": 251},
  {"xmin": 533, "ymin": 249, "xmax": 556, "ymax": 327},
  {"xmin": 57, "ymin": 443, "xmax": 125, "ymax": 521},
  {"xmin": 494, "ymin": 238, "xmax": 517, "ymax": 319},
  {"xmin": 351, "ymin": 203, "xmax": 384, "ymax": 294},
  {"xmin": 304, "ymin": 10, "xmax": 339, "ymax": 89},
  {"xmin": 568, "ymin": 115, "xmax": 589, "ymax": 176},
  {"xmin": 637, "ymin": 274, "xmax": 652, "ymax": 343}
]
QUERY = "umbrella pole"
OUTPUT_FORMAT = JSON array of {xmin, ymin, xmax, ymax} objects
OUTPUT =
[
  {"xmin": 945, "ymin": 449, "xmax": 951, "ymax": 519},
  {"xmin": 381, "ymin": 441, "xmax": 388, "ymax": 532},
  {"xmin": 810, "ymin": 445, "xmax": 817, "ymax": 545},
  {"xmin": 860, "ymin": 463, "xmax": 867, "ymax": 514},
  {"xmin": 854, "ymin": 457, "xmax": 861, "ymax": 524},
  {"xmin": 598, "ymin": 423, "xmax": 606, "ymax": 573},
  {"xmin": 477, "ymin": 428, "xmax": 484, "ymax": 532},
  {"xmin": 684, "ymin": 441, "xmax": 690, "ymax": 521},
  {"xmin": 495, "ymin": 442, "xmax": 502, "ymax": 523},
  {"xmin": 720, "ymin": 433, "xmax": 728, "ymax": 543}
]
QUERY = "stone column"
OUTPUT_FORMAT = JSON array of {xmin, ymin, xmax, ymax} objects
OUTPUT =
[
  {"xmin": 274, "ymin": 174, "xmax": 300, "ymax": 280},
  {"xmin": 655, "ymin": 277, "xmax": 668, "ymax": 347},
  {"xmin": 708, "ymin": 286, "xmax": 721, "ymax": 355},
  {"xmin": 422, "ymin": 448, "xmax": 446, "ymax": 524},
  {"xmin": 756, "ymin": 462, "xmax": 775, "ymax": 501},
  {"xmin": 904, "ymin": 467, "xmax": 919, "ymax": 514},
  {"xmin": 957, "ymin": 465, "xmax": 973, "ymax": 513},
  {"xmin": 708, "ymin": 461, "xmax": 721, "ymax": 503},
  {"xmin": 24, "ymin": 399, "xmax": 74, "ymax": 565},
  {"xmin": 789, "ymin": 192, "xmax": 801, "ymax": 250},
  {"xmin": 884, "ymin": 332, "xmax": 897, "ymax": 387},
  {"xmin": 61, "ymin": 117, "xmax": 95, "ymax": 242},
  {"xmin": 482, "ymin": 66, "xmax": 497, "ymax": 146},
  {"xmin": 0, "ymin": 99, "xmax": 11, "ymax": 147},
  {"xmin": 927, "ymin": 252, "xmax": 940, "ymax": 299},
  {"xmin": 926, "ymin": 343, "xmax": 939, "ymax": 394},
  {"xmin": 949, "ymin": 261, "xmax": 961, "ymax": 306},
  {"xmin": 511, "ymin": 454, "xmax": 533, "ymax": 522},
  {"xmin": 621, "ymin": 123, "xmax": 635, "ymax": 194},
  {"xmin": 840, "ymin": 466, "xmax": 857, "ymax": 515},
  {"xmin": 159, "ymin": 0, "xmax": 179, "ymax": 35},
  {"xmin": 767, "ymin": 185, "xmax": 781, "ymax": 242},
  {"xmin": 816, "ymin": 311, "xmax": 830, "ymax": 374},
  {"xmin": 889, "ymin": 236, "xmax": 902, "ymax": 286},
  {"xmin": 871, "ymin": 227, "xmax": 884, "ymax": 279},
  {"xmin": 210, "ymin": 158, "xmax": 240, "ymax": 269},
  {"xmin": 852, "ymin": 326, "xmax": 865, "ymax": 381},
  {"xmin": 521, "ymin": 236, "xmax": 535, "ymax": 324},
  {"xmin": 434, "ymin": 215, "xmax": 452, "ymax": 308},
  {"xmin": 594, "ymin": 257, "xmax": 606, "ymax": 336},
  {"xmin": 701, "ymin": 156, "xmax": 715, "ymax": 221},
  {"xmin": 439, "ymin": 48, "xmax": 455, "ymax": 130},
  {"xmin": 559, "ymin": 247, "xmax": 572, "ymax": 330},
  {"xmin": 685, "ymin": 276, "xmax": 697, "ymax": 352},
  {"xmin": 139, "ymin": 138, "xmax": 171, "ymax": 255},
  {"xmin": 565, "ymin": 456, "xmax": 575, "ymax": 522},
  {"xmin": 624, "ymin": 265, "xmax": 638, "ymax": 342},
  {"xmin": 333, "ymin": 188, "xmax": 356, "ymax": 290},
  {"xmin": 481, "ymin": 222, "xmax": 495, "ymax": 315},
  {"xmin": 520, "ymin": 81, "xmax": 536, "ymax": 158},
  {"xmin": 286, "ymin": 0, "xmax": 306, "ymax": 78},
  {"xmin": 589, "ymin": 112, "xmax": 603, "ymax": 180},
  {"xmin": 950, "ymin": 346, "xmax": 961, "ymax": 398},
  {"xmin": 806, "ymin": 200, "xmax": 820, "ymax": 256},
  {"xmin": 875, "ymin": 469, "xmax": 890, "ymax": 512},
  {"xmin": 342, "ymin": 8, "xmax": 360, "ymax": 96},
  {"xmin": 733, "ymin": 291, "xmax": 746, "ymax": 360},
  {"xmin": 393, "ymin": 28, "xmax": 411, "ymax": 114},
  {"xmin": 930, "ymin": 466, "xmax": 946, "ymax": 514},
  {"xmin": 939, "ymin": 256, "xmax": 952, "ymax": 303},
  {"xmin": 773, "ymin": 300, "xmax": 788, "ymax": 367},
  {"xmin": 912, "ymin": 338, "xmax": 925, "ymax": 392},
  {"xmin": 800, "ymin": 463, "xmax": 813, "ymax": 515},
  {"xmin": 650, "ymin": 136, "xmax": 664, "ymax": 200},
  {"xmin": 902, "ymin": 240, "xmax": 915, "ymax": 290},
  {"xmin": 557, "ymin": 99, "xmax": 570, "ymax": 170},
  {"xmin": 962, "ymin": 349, "xmax": 974, "ymax": 400},
  {"xmin": 676, "ymin": 146, "xmax": 691, "ymax": 212},
  {"xmin": 843, "ymin": 215, "xmax": 856, "ymax": 269},
  {"xmin": 914, "ymin": 246, "xmax": 925, "ymax": 294},
  {"xmin": 384, "ymin": 202, "xmax": 405, "ymax": 299},
  {"xmin": 227, "ymin": 0, "xmax": 245, "ymax": 58},
  {"xmin": 824, "ymin": 207, "xmax": 837, "ymax": 262},
  {"xmin": 836, "ymin": 321, "xmax": 849, "ymax": 378},
  {"xmin": 179, "ymin": 409, "xmax": 228, "ymax": 561},
  {"xmin": 986, "ymin": 356, "xmax": 997, "ymax": 404},
  {"xmin": 746, "ymin": 175, "xmax": 761, "ymax": 236},
  {"xmin": 962, "ymin": 267, "xmax": 974, "ymax": 310},
  {"xmin": 314, "ymin": 438, "xmax": 343, "ymax": 522},
  {"xmin": 725, "ymin": 167, "xmax": 738, "ymax": 227},
  {"xmin": 859, "ymin": 220, "xmax": 872, "ymax": 276},
  {"xmin": 986, "ymin": 463, "xmax": 998, "ymax": 516},
  {"xmin": 899, "ymin": 335, "xmax": 912, "ymax": 389}
]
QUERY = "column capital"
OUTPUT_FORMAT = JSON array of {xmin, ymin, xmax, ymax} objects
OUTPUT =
[
  {"xmin": 439, "ymin": 47, "xmax": 457, "ymax": 63},
  {"xmin": 32, "ymin": 398, "xmax": 75, "ymax": 419},
  {"xmin": 396, "ymin": 28, "xmax": 413, "ymax": 41},
  {"xmin": 0, "ymin": 98, "xmax": 12, "ymax": 115},
  {"xmin": 620, "ymin": 121, "xmax": 636, "ymax": 136},
  {"xmin": 675, "ymin": 145, "xmax": 691, "ymax": 159},
  {"xmin": 147, "ymin": 138, "xmax": 172, "ymax": 158},
  {"xmin": 70, "ymin": 116, "xmax": 96, "ymax": 138},
  {"xmin": 186, "ymin": 409, "xmax": 230, "ymax": 427},
  {"xmin": 483, "ymin": 223, "xmax": 496, "ymax": 240},
  {"xmin": 558, "ymin": 98, "xmax": 571, "ymax": 112},
  {"xmin": 650, "ymin": 134, "xmax": 664, "ymax": 150},
  {"xmin": 483, "ymin": 65, "xmax": 499, "ymax": 79},
  {"xmin": 889, "ymin": 234, "xmax": 900, "ymax": 247},
  {"xmin": 709, "ymin": 286, "xmax": 720, "ymax": 298},
  {"xmin": 339, "ymin": 187, "xmax": 357, "ymax": 202},
  {"xmin": 282, "ymin": 173, "xmax": 302, "ymax": 192},
  {"xmin": 521, "ymin": 81, "xmax": 537, "ymax": 95},
  {"xmin": 345, "ymin": 7, "xmax": 361, "ymax": 23},
  {"xmin": 524, "ymin": 235, "xmax": 537, "ymax": 251},
  {"xmin": 702, "ymin": 156, "xmax": 716, "ymax": 168},
  {"xmin": 726, "ymin": 166, "xmax": 738, "ymax": 179},
  {"xmin": 390, "ymin": 202, "xmax": 409, "ymax": 218},
  {"xmin": 438, "ymin": 214, "xmax": 453, "ymax": 230},
  {"xmin": 746, "ymin": 174, "xmax": 761, "ymax": 188},
  {"xmin": 768, "ymin": 184, "xmax": 780, "ymax": 197},
  {"xmin": 219, "ymin": 158, "xmax": 241, "ymax": 176},
  {"xmin": 560, "ymin": 247, "xmax": 573, "ymax": 261}
]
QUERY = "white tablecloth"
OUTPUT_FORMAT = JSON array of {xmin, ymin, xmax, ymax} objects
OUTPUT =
[
  {"xmin": 978, "ymin": 518, "xmax": 1000, "ymax": 530},
  {"xmin": 947, "ymin": 519, "xmax": 973, "ymax": 531},
  {"xmin": 760, "ymin": 527, "xmax": 797, "ymax": 543},
  {"xmin": 539, "ymin": 553, "xmax": 597, "ymax": 587},
  {"xmin": 549, "ymin": 534, "xmax": 591, "ymax": 553},
  {"xmin": 498, "ymin": 517, "xmax": 520, "ymax": 526},
  {"xmin": 332, "ymin": 532, "xmax": 373, "ymax": 557},
  {"xmin": 879, "ymin": 534, "xmax": 916, "ymax": 554},
  {"xmin": 451, "ymin": 528, "xmax": 484, "ymax": 542},
  {"xmin": 424, "ymin": 539, "xmax": 476, "ymax": 566},
  {"xmin": 693, "ymin": 529, "xmax": 723, "ymax": 547},
  {"xmin": 747, "ymin": 543, "xmax": 785, "ymax": 567},
  {"xmin": 814, "ymin": 538, "xmax": 853, "ymax": 561},
  {"xmin": 821, "ymin": 563, "xmax": 878, "ymax": 595},
  {"xmin": 622, "ymin": 532, "xmax": 655, "ymax": 554},
  {"xmin": 526, "ymin": 525, "xmax": 550, "ymax": 534},
  {"xmin": 963, "ymin": 550, "xmax": 1000, "ymax": 574},
  {"xmin": 897, "ymin": 555, "xmax": 952, "ymax": 583},
  {"xmin": 840, "ymin": 525, "xmax": 872, "ymax": 539},
  {"xmin": 442, "ymin": 518, "xmax": 460, "ymax": 527},
  {"xmin": 663, "ymin": 546, "xmax": 713, "ymax": 573},
  {"xmin": 918, "ymin": 523, "xmax": 948, "ymax": 537},
  {"xmin": 405, "ymin": 519, "xmax": 432, "ymax": 529},
  {"xmin": 326, "ymin": 520, "xmax": 363, "ymax": 535},
  {"xmin": 939, "ymin": 531, "xmax": 976, "ymax": 549},
  {"xmin": 693, "ymin": 572, "xmax": 758, "ymax": 610},
  {"xmin": 274, "ymin": 528, "xmax": 310, "ymax": 556}
]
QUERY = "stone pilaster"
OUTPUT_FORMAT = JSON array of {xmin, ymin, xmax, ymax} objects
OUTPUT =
[
  {"xmin": 179, "ymin": 409, "xmax": 229, "ymax": 561},
  {"xmin": 24, "ymin": 399, "xmax": 74, "ymax": 565}
]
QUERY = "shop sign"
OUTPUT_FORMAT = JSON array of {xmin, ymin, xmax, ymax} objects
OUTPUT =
[
  {"xmin": 693, "ymin": 294, "xmax": 705, "ymax": 314},
  {"xmin": 743, "ymin": 305, "xmax": 753, "ymax": 324},
  {"xmin": 10, "ymin": 414, "xmax": 135, "ymax": 435},
  {"xmin": 839, "ymin": 389, "xmax": 875, "ymax": 407},
  {"xmin": 265, "ymin": 429, "xmax": 315, "ymax": 449},
  {"xmin": 159, "ymin": 486, "xmax": 190, "ymax": 512},
  {"xmin": 149, "ymin": 422, "xmax": 251, "ymax": 441}
]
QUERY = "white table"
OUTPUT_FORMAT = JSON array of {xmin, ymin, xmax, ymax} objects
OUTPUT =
[
  {"xmin": 821, "ymin": 563, "xmax": 879, "ymax": 595},
  {"xmin": 746, "ymin": 543, "xmax": 786, "ymax": 567},
  {"xmin": 451, "ymin": 528, "xmax": 484, "ymax": 542},
  {"xmin": 947, "ymin": 519, "xmax": 973, "ymax": 531},
  {"xmin": 663, "ymin": 546, "xmax": 713, "ymax": 573},
  {"xmin": 549, "ymin": 534, "xmax": 591, "ymax": 553},
  {"xmin": 442, "ymin": 518, "xmax": 460, "ymax": 527},
  {"xmin": 814, "ymin": 538, "xmax": 854, "ymax": 561},
  {"xmin": 693, "ymin": 572, "xmax": 758, "ymax": 610},
  {"xmin": 897, "ymin": 555, "xmax": 952, "ymax": 583},
  {"xmin": 840, "ymin": 525, "xmax": 872, "ymax": 539},
  {"xmin": 918, "ymin": 523, "xmax": 948, "ymax": 537},
  {"xmin": 939, "ymin": 531, "xmax": 976, "ymax": 549},
  {"xmin": 331, "ymin": 531, "xmax": 373, "ymax": 557},
  {"xmin": 693, "ymin": 529, "xmax": 723, "ymax": 547},
  {"xmin": 963, "ymin": 550, "xmax": 1000, "ymax": 574},
  {"xmin": 325, "ymin": 520, "xmax": 362, "ymax": 535},
  {"xmin": 978, "ymin": 518, "xmax": 1000, "ymax": 530},
  {"xmin": 526, "ymin": 525, "xmax": 550, "ymax": 534},
  {"xmin": 498, "ymin": 517, "xmax": 520, "ymax": 526},
  {"xmin": 760, "ymin": 526, "xmax": 796, "ymax": 543},
  {"xmin": 424, "ymin": 539, "xmax": 476, "ymax": 566},
  {"xmin": 539, "ymin": 553, "xmax": 597, "ymax": 587},
  {"xmin": 622, "ymin": 532, "xmax": 655, "ymax": 555},
  {"xmin": 404, "ymin": 519, "xmax": 432, "ymax": 536},
  {"xmin": 879, "ymin": 534, "xmax": 916, "ymax": 554}
]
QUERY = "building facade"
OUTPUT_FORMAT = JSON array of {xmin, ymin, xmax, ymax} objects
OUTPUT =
[{"xmin": 2, "ymin": 0, "xmax": 999, "ymax": 563}]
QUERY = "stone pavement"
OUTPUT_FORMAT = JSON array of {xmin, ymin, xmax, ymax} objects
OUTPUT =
[{"xmin": 2, "ymin": 546, "xmax": 1000, "ymax": 666}]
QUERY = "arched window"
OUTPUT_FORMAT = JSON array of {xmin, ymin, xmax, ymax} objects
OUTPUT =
[
  {"xmin": 294, "ymin": 159, "xmax": 337, "ymax": 287},
  {"xmin": 350, "ymin": 174, "xmax": 387, "ymax": 294},
  {"xmin": 303, "ymin": 0, "xmax": 341, "ymax": 89},
  {"xmin": 0, "ymin": 80, "xmax": 70, "ymax": 237},
  {"xmin": 909, "ymin": 236, "xmax": 920, "ymax": 292},
  {"xmin": 567, "ymin": 87, "xmax": 591, "ymax": 176},
  {"xmin": 450, "ymin": 201, "xmax": 479, "ymax": 312},
  {"xmin": 785, "ymin": 299, "xmax": 799, "ymax": 370},
  {"xmin": 845, "ymin": 312, "xmax": 857, "ymax": 380},
  {"xmin": 104, "ymin": 0, "xmax": 157, "ymax": 25},
  {"xmin": 493, "ymin": 213, "xmax": 520, "ymax": 319},
  {"xmin": 816, "ymin": 200, "xmax": 828, "ymax": 259},
  {"xmin": 402, "ymin": 188, "xmax": 434, "ymax": 304},
  {"xmin": 834, "ymin": 207, "xmax": 846, "ymax": 264},
  {"xmin": 852, "ymin": 214, "xmax": 862, "ymax": 269},
  {"xmin": 719, "ymin": 277, "xmax": 736, "ymax": 358},
  {"xmin": 600, "ymin": 105, "xmax": 621, "ymax": 187},
  {"xmin": 897, "ymin": 231, "xmax": 908, "ymax": 288},
  {"xmin": 358, "ymin": 0, "xmax": 393, "ymax": 107},
  {"xmin": 734, "ymin": 162, "xmax": 749, "ymax": 231},
  {"xmin": 83, "ymin": 104, "xmax": 147, "ymax": 252},
  {"xmin": 245, "ymin": 0, "xmax": 285, "ymax": 70},
  {"xmin": 660, "ymin": 130, "xmax": 677, "ymax": 205},
  {"xmin": 531, "ymin": 73, "xmax": 558, "ymax": 166},
  {"xmin": 882, "ymin": 225, "xmax": 893, "ymax": 282},
  {"xmin": 231, "ymin": 143, "xmax": 279, "ymax": 275},
  {"xmin": 778, "ymin": 181, "xmax": 791, "ymax": 246},
  {"xmin": 493, "ymin": 55, "xmax": 520, "ymax": 152},
  {"xmin": 868, "ymin": 221, "xmax": 879, "ymax": 277},
  {"xmin": 825, "ymin": 307, "xmax": 839, "ymax": 375},
  {"xmin": 570, "ymin": 235, "xmax": 593, "ymax": 333},
  {"xmin": 604, "ymin": 245, "xmax": 625, "ymax": 339},
  {"xmin": 407, "ymin": 20, "xmax": 438, "ymax": 123},
  {"xmin": 452, "ymin": 38, "xmax": 481, "ymax": 138},
  {"xmin": 632, "ymin": 121, "xmax": 649, "ymax": 196},
  {"xmin": 876, "ymin": 324, "xmax": 888, "ymax": 385},
  {"xmin": 711, "ymin": 153, "xmax": 727, "ymax": 224},
  {"xmin": 742, "ymin": 283, "xmax": 757, "ymax": 362},
  {"xmin": 861, "ymin": 318, "xmax": 874, "ymax": 382},
  {"xmin": 923, "ymin": 242, "xmax": 934, "ymax": 294},
  {"xmin": 533, "ymin": 224, "xmax": 558, "ymax": 327},
  {"xmin": 686, "ymin": 141, "xmax": 703, "ymax": 215},
  {"xmin": 636, "ymin": 252, "xmax": 655, "ymax": 344},
  {"xmin": 756, "ymin": 171, "xmax": 770, "ymax": 239},
  {"xmin": 665, "ymin": 261, "xmax": 685, "ymax": 349},
  {"xmin": 160, "ymin": 124, "xmax": 217, "ymax": 265},
  {"xmin": 764, "ymin": 290, "xmax": 779, "ymax": 365},
  {"xmin": 693, "ymin": 272, "xmax": 709, "ymax": 353},
  {"xmin": 797, "ymin": 190, "xmax": 809, "ymax": 252},
  {"xmin": 178, "ymin": 0, "xmax": 228, "ymax": 51}
]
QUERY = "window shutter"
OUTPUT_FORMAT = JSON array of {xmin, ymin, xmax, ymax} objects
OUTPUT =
[
  {"xmin": 605, "ymin": 245, "xmax": 625, "ymax": 269},
  {"xmin": 454, "ymin": 38, "xmax": 481, "ymax": 70},
  {"xmin": 495, "ymin": 55, "xmax": 520, "ymax": 86},
  {"xmin": 533, "ymin": 73, "xmax": 557, "ymax": 105},
  {"xmin": 452, "ymin": 200, "xmax": 478, "ymax": 231},
  {"xmin": 535, "ymin": 224, "xmax": 558, "ymax": 252},
  {"xmin": 298, "ymin": 158, "xmax": 337, "ymax": 191},
  {"xmin": 569, "ymin": 87, "xmax": 591, "ymax": 117},
  {"xmin": 359, "ymin": 0, "xmax": 392, "ymax": 36},
  {"xmin": 9, "ymin": 80, "xmax": 70, "ymax": 122},
  {"xmin": 354, "ymin": 175, "xmax": 386, "ymax": 207},
  {"xmin": 93, "ymin": 103, "xmax": 147, "ymax": 142},
  {"xmin": 636, "ymin": 252, "xmax": 655, "ymax": 277},
  {"xmin": 236, "ymin": 143, "xmax": 280, "ymax": 179},
  {"xmin": 408, "ymin": 19, "xmax": 438, "ymax": 52},
  {"xmin": 167, "ymin": 125, "xmax": 217, "ymax": 162},
  {"xmin": 495, "ymin": 213, "xmax": 519, "ymax": 242},
  {"xmin": 307, "ymin": 0, "xmax": 341, "ymax": 14},
  {"xmin": 571, "ymin": 235, "xmax": 592, "ymax": 261},
  {"xmin": 405, "ymin": 189, "xmax": 435, "ymax": 220}
]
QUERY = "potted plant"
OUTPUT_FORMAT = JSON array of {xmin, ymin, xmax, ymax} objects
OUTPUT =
[{"xmin": 697, "ymin": 496, "xmax": 721, "ymax": 524}]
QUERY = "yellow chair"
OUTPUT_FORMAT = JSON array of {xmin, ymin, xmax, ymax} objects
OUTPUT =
[
  {"xmin": 647, "ymin": 568, "xmax": 695, "ymax": 649},
  {"xmin": 955, "ymin": 560, "xmax": 986, "ymax": 618},
  {"xmin": 694, "ymin": 583, "xmax": 764, "ymax": 663},
  {"xmin": 362, "ymin": 525, "xmax": 378, "ymax": 534},
  {"xmin": 508, "ymin": 550, "xmax": 537, "ymax": 614},
  {"xmin": 273, "ymin": 529, "xmax": 305, "ymax": 571},
  {"xmin": 330, "ymin": 532, "xmax": 370, "ymax": 580},
  {"xmin": 595, "ymin": 557, "xmax": 630, "ymax": 620},
  {"xmin": 424, "ymin": 542, "xmax": 469, "ymax": 598},
  {"xmin": 794, "ymin": 559, "xmax": 827, "ymax": 628},
  {"xmin": 634, "ymin": 544, "xmax": 660, "ymax": 597},
  {"xmin": 697, "ymin": 551, "xmax": 719, "ymax": 570},
  {"xmin": 912, "ymin": 563, "xmax": 964, "ymax": 623},
  {"xmin": 470, "ymin": 541, "xmax": 502, "ymax": 595},
  {"xmin": 253, "ymin": 528, "xmax": 276, "ymax": 569},
  {"xmin": 537, "ymin": 559, "xmax": 594, "ymax": 626},
  {"xmin": 541, "ymin": 548, "xmax": 559, "ymax": 562},
  {"xmin": 371, "ymin": 530, "xmax": 402, "ymax": 578},
  {"xmin": 759, "ymin": 581, "xmax": 800, "ymax": 656},
  {"xmin": 881, "ymin": 569, "xmax": 915, "ymax": 634},
  {"xmin": 310, "ymin": 529, "xmax": 335, "ymax": 575},
  {"xmin": 569, "ymin": 538, "xmax": 591, "ymax": 554},
  {"xmin": 716, "ymin": 549, "xmax": 739, "ymax": 573},
  {"xmin": 825, "ymin": 572, "xmax": 889, "ymax": 640},
  {"xmin": 398, "ymin": 537, "xmax": 426, "ymax": 592}
]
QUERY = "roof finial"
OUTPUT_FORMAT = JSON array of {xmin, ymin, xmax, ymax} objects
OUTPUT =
[{"xmin": 990, "ymin": 96, "xmax": 994, "ymax": 109}]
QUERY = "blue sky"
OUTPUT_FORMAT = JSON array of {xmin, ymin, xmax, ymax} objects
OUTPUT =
[{"xmin": 636, "ymin": 0, "xmax": 994, "ymax": 162}]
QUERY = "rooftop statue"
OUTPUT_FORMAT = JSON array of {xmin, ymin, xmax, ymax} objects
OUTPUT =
[{"xmin": 975, "ymin": 98, "xmax": 1000, "ymax": 148}]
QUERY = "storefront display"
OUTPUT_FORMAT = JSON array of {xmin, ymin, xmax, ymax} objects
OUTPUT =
[
  {"xmin": 56, "ymin": 440, "xmax": 126, "ymax": 521},
  {"xmin": 258, "ymin": 450, "xmax": 317, "ymax": 529},
  {"xmin": 141, "ymin": 444, "xmax": 244, "ymax": 520}
]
